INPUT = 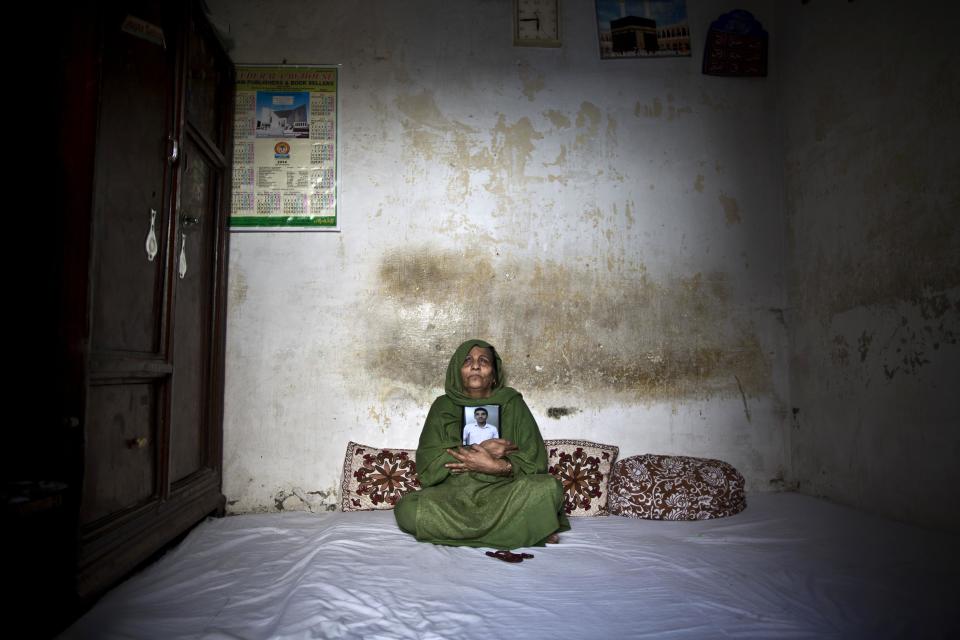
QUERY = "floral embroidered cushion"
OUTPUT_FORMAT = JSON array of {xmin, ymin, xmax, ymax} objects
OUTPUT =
[
  {"xmin": 607, "ymin": 454, "xmax": 746, "ymax": 520},
  {"xmin": 544, "ymin": 439, "xmax": 619, "ymax": 517},
  {"xmin": 340, "ymin": 442, "xmax": 420, "ymax": 511}
]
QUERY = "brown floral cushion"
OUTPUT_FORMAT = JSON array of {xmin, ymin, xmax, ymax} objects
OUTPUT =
[
  {"xmin": 340, "ymin": 442, "xmax": 420, "ymax": 511},
  {"xmin": 608, "ymin": 454, "xmax": 746, "ymax": 520},
  {"xmin": 544, "ymin": 439, "xmax": 619, "ymax": 517}
]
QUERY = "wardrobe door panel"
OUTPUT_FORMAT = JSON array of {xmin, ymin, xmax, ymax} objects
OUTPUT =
[
  {"xmin": 80, "ymin": 380, "xmax": 162, "ymax": 525},
  {"xmin": 169, "ymin": 137, "xmax": 218, "ymax": 483},
  {"xmin": 187, "ymin": 16, "xmax": 227, "ymax": 150},
  {"xmin": 91, "ymin": 4, "xmax": 177, "ymax": 354}
]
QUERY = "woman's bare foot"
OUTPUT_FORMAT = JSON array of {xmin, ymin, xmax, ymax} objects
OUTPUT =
[{"xmin": 546, "ymin": 533, "xmax": 560, "ymax": 544}]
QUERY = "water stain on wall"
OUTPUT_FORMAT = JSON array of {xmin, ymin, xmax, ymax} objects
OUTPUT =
[
  {"xmin": 634, "ymin": 95, "xmax": 692, "ymax": 121},
  {"xmin": 395, "ymin": 90, "xmax": 550, "ymax": 204},
  {"xmin": 368, "ymin": 405, "xmax": 391, "ymax": 430},
  {"xmin": 791, "ymin": 138, "xmax": 959, "ymax": 321},
  {"xmin": 518, "ymin": 62, "xmax": 545, "ymax": 102},
  {"xmin": 274, "ymin": 486, "xmax": 337, "ymax": 512},
  {"xmin": 395, "ymin": 90, "xmax": 453, "ymax": 130},
  {"xmin": 606, "ymin": 114, "xmax": 618, "ymax": 140},
  {"xmin": 394, "ymin": 93, "xmax": 629, "ymax": 215},
  {"xmin": 665, "ymin": 94, "xmax": 693, "ymax": 121},
  {"xmin": 816, "ymin": 288, "xmax": 958, "ymax": 384},
  {"xmin": 788, "ymin": 127, "xmax": 960, "ymax": 381},
  {"xmin": 546, "ymin": 407, "xmax": 580, "ymax": 419},
  {"xmin": 575, "ymin": 101, "xmax": 602, "ymax": 148},
  {"xmin": 857, "ymin": 330, "xmax": 872, "ymax": 362},
  {"xmin": 623, "ymin": 200, "xmax": 635, "ymax": 228},
  {"xmin": 582, "ymin": 206, "xmax": 605, "ymax": 229},
  {"xmin": 363, "ymin": 249, "xmax": 771, "ymax": 405},
  {"xmin": 230, "ymin": 269, "xmax": 248, "ymax": 306},
  {"xmin": 880, "ymin": 297, "xmax": 958, "ymax": 379},
  {"xmin": 543, "ymin": 145, "xmax": 567, "ymax": 168},
  {"xmin": 718, "ymin": 193, "xmax": 742, "ymax": 225},
  {"xmin": 833, "ymin": 334, "xmax": 850, "ymax": 366},
  {"xmin": 635, "ymin": 97, "xmax": 663, "ymax": 119},
  {"xmin": 491, "ymin": 114, "xmax": 544, "ymax": 186},
  {"xmin": 544, "ymin": 110, "xmax": 571, "ymax": 129}
]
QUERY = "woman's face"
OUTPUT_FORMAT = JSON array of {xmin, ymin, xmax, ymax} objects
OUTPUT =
[{"xmin": 460, "ymin": 346, "xmax": 496, "ymax": 398}]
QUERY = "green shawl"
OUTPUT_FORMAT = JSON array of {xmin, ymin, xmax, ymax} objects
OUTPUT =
[
  {"xmin": 396, "ymin": 339, "xmax": 569, "ymax": 549},
  {"xmin": 416, "ymin": 338, "xmax": 548, "ymax": 487}
]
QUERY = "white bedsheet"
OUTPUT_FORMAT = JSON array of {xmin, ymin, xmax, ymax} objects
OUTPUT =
[{"xmin": 61, "ymin": 493, "xmax": 959, "ymax": 639}]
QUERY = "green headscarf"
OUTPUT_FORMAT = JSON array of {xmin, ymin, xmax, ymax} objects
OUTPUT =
[{"xmin": 443, "ymin": 338, "xmax": 519, "ymax": 406}]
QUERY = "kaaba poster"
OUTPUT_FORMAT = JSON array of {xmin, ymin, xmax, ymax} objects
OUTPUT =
[{"xmin": 595, "ymin": 0, "xmax": 690, "ymax": 59}]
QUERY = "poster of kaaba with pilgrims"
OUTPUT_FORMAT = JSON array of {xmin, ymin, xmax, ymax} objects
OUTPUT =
[{"xmin": 595, "ymin": 0, "xmax": 691, "ymax": 59}]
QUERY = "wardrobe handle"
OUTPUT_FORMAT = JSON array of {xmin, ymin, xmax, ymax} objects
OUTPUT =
[
  {"xmin": 168, "ymin": 137, "xmax": 179, "ymax": 163},
  {"xmin": 127, "ymin": 436, "xmax": 149, "ymax": 449},
  {"xmin": 145, "ymin": 208, "xmax": 159, "ymax": 262},
  {"xmin": 178, "ymin": 230, "xmax": 188, "ymax": 279},
  {"xmin": 177, "ymin": 214, "xmax": 198, "ymax": 279}
]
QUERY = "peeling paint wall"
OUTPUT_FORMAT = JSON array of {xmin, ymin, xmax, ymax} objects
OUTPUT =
[
  {"xmin": 779, "ymin": 0, "xmax": 960, "ymax": 531},
  {"xmin": 209, "ymin": 0, "xmax": 791, "ymax": 514}
]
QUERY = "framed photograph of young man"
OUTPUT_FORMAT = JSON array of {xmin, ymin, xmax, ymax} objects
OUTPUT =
[{"xmin": 462, "ymin": 405, "xmax": 501, "ymax": 446}]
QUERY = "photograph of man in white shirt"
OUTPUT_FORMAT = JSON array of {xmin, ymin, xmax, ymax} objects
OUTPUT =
[{"xmin": 462, "ymin": 406, "xmax": 499, "ymax": 446}]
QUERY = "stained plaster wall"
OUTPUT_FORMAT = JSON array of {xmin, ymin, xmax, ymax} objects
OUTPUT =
[
  {"xmin": 208, "ymin": 0, "xmax": 791, "ymax": 514},
  {"xmin": 778, "ymin": 1, "xmax": 960, "ymax": 532}
]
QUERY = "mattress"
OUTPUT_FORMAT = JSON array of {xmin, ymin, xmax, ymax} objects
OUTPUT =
[{"xmin": 60, "ymin": 492, "xmax": 959, "ymax": 639}]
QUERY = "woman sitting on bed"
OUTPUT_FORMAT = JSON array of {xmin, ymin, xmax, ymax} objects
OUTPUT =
[{"xmin": 394, "ymin": 339, "xmax": 569, "ymax": 551}]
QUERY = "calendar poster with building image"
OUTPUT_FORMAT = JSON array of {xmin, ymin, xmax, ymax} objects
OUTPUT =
[{"xmin": 230, "ymin": 65, "xmax": 339, "ymax": 230}]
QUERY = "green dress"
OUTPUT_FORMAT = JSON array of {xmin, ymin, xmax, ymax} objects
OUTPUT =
[{"xmin": 394, "ymin": 339, "xmax": 570, "ymax": 549}]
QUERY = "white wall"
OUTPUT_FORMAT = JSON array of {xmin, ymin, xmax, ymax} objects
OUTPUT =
[
  {"xmin": 208, "ymin": 0, "xmax": 790, "ymax": 513},
  {"xmin": 778, "ymin": 0, "xmax": 960, "ymax": 532}
]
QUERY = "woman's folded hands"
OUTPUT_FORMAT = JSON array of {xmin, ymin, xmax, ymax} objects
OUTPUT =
[{"xmin": 445, "ymin": 439, "xmax": 517, "ymax": 475}]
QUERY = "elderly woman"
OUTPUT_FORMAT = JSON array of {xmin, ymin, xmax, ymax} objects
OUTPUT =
[{"xmin": 394, "ymin": 339, "xmax": 569, "ymax": 552}]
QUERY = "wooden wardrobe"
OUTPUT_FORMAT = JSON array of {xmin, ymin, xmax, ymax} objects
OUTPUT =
[{"xmin": 3, "ymin": 1, "xmax": 234, "ymax": 632}]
